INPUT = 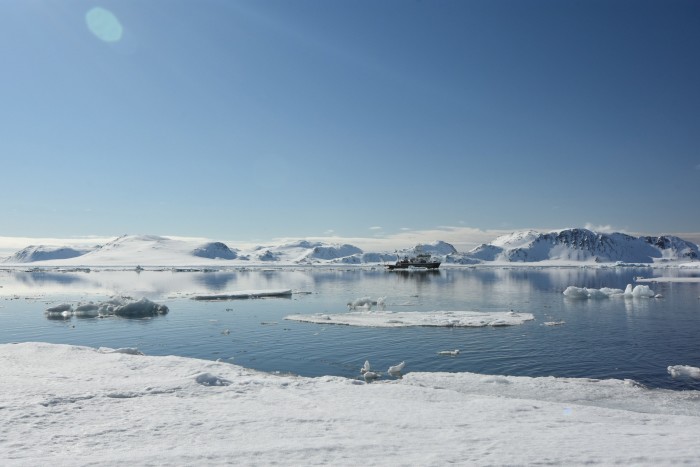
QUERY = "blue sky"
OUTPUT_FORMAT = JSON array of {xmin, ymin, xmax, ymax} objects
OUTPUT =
[{"xmin": 1, "ymin": 0, "xmax": 699, "ymax": 244}]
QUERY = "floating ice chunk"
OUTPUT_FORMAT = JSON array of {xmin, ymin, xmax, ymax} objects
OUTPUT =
[
  {"xmin": 360, "ymin": 360, "xmax": 371, "ymax": 374},
  {"xmin": 624, "ymin": 284, "xmax": 655, "ymax": 298},
  {"xmin": 113, "ymin": 298, "xmax": 169, "ymax": 317},
  {"xmin": 563, "ymin": 286, "xmax": 624, "ymax": 299},
  {"xmin": 347, "ymin": 297, "xmax": 377, "ymax": 310},
  {"xmin": 544, "ymin": 321, "xmax": 566, "ymax": 326},
  {"xmin": 45, "ymin": 303, "xmax": 73, "ymax": 313},
  {"xmin": 667, "ymin": 365, "xmax": 700, "ymax": 379},
  {"xmin": 438, "ymin": 350, "xmax": 460, "ymax": 356},
  {"xmin": 363, "ymin": 371, "xmax": 379, "ymax": 382},
  {"xmin": 387, "ymin": 361, "xmax": 405, "ymax": 376}
]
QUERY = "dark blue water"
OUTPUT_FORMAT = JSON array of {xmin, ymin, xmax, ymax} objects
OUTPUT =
[{"xmin": 1, "ymin": 267, "xmax": 699, "ymax": 390}]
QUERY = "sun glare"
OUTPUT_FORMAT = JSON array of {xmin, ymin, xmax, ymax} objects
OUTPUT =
[{"xmin": 85, "ymin": 7, "xmax": 123, "ymax": 43}]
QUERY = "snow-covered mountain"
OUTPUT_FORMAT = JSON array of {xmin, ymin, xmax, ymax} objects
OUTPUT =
[
  {"xmin": 191, "ymin": 242, "xmax": 237, "ymax": 260},
  {"xmin": 2, "ymin": 229, "xmax": 698, "ymax": 266},
  {"xmin": 468, "ymin": 228, "xmax": 699, "ymax": 263},
  {"xmin": 5, "ymin": 245, "xmax": 93, "ymax": 263}
]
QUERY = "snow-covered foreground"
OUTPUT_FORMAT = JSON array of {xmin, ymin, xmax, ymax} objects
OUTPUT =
[
  {"xmin": 2, "ymin": 343, "xmax": 699, "ymax": 465},
  {"xmin": 285, "ymin": 310, "xmax": 534, "ymax": 327}
]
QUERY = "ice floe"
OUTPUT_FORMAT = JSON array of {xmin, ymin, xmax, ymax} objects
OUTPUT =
[
  {"xmin": 563, "ymin": 284, "xmax": 656, "ymax": 299},
  {"xmin": 563, "ymin": 286, "xmax": 625, "ymax": 299},
  {"xmin": 44, "ymin": 297, "xmax": 169, "ymax": 319},
  {"xmin": 387, "ymin": 361, "xmax": 406, "ymax": 376},
  {"xmin": 286, "ymin": 310, "xmax": 534, "ymax": 328},
  {"xmin": 191, "ymin": 289, "xmax": 293, "ymax": 300},
  {"xmin": 3, "ymin": 342, "xmax": 699, "ymax": 465}
]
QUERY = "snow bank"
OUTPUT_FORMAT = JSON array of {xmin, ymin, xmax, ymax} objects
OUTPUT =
[
  {"xmin": 285, "ymin": 310, "xmax": 534, "ymax": 327},
  {"xmin": 45, "ymin": 297, "xmax": 169, "ymax": 319},
  {"xmin": 1, "ymin": 342, "xmax": 699, "ymax": 465},
  {"xmin": 191, "ymin": 289, "xmax": 292, "ymax": 300}
]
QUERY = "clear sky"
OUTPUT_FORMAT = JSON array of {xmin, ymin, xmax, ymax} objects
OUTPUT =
[{"xmin": 1, "ymin": 0, "xmax": 699, "ymax": 245}]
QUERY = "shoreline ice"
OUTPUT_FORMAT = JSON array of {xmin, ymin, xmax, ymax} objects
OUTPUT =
[{"xmin": 1, "ymin": 342, "xmax": 699, "ymax": 465}]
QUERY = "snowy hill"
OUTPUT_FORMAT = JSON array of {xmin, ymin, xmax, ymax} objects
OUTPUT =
[
  {"xmin": 2, "ymin": 229, "xmax": 697, "ymax": 266},
  {"xmin": 4, "ymin": 245, "xmax": 93, "ymax": 263},
  {"xmin": 468, "ymin": 228, "xmax": 699, "ymax": 263},
  {"xmin": 191, "ymin": 242, "xmax": 237, "ymax": 260}
]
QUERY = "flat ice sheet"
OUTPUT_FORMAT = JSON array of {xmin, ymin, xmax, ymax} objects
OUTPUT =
[
  {"xmin": 1, "ymin": 343, "xmax": 699, "ymax": 465},
  {"xmin": 191, "ymin": 289, "xmax": 293, "ymax": 300},
  {"xmin": 285, "ymin": 310, "xmax": 534, "ymax": 327},
  {"xmin": 636, "ymin": 277, "xmax": 700, "ymax": 283}
]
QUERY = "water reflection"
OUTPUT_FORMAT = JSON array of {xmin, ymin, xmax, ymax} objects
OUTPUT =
[
  {"xmin": 2, "ymin": 266, "xmax": 699, "ymax": 390},
  {"xmin": 0, "ymin": 266, "xmax": 686, "ymax": 300}
]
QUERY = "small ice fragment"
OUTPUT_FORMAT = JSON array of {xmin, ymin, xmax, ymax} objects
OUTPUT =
[
  {"xmin": 438, "ymin": 349, "xmax": 460, "ymax": 356},
  {"xmin": 387, "ymin": 361, "xmax": 405, "ymax": 376},
  {"xmin": 363, "ymin": 371, "xmax": 379, "ymax": 382},
  {"xmin": 221, "ymin": 329, "xmax": 230, "ymax": 335},
  {"xmin": 46, "ymin": 303, "xmax": 73, "ymax": 313},
  {"xmin": 360, "ymin": 360, "xmax": 371, "ymax": 374},
  {"xmin": 544, "ymin": 321, "xmax": 565, "ymax": 326}
]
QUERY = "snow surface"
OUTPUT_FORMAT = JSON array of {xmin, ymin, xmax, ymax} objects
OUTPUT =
[
  {"xmin": 285, "ymin": 310, "xmax": 534, "ymax": 327},
  {"xmin": 2, "ymin": 342, "xmax": 699, "ymax": 465}
]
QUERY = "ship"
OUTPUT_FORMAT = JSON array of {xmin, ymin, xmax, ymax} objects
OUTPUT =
[{"xmin": 386, "ymin": 253, "xmax": 441, "ymax": 270}]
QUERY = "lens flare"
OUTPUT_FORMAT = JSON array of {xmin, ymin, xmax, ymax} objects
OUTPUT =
[{"xmin": 85, "ymin": 7, "xmax": 123, "ymax": 43}]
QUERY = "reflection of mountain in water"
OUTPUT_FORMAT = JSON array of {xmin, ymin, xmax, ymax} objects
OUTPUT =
[
  {"xmin": 15, "ymin": 272, "xmax": 86, "ymax": 286},
  {"xmin": 194, "ymin": 272, "xmax": 238, "ymax": 291}
]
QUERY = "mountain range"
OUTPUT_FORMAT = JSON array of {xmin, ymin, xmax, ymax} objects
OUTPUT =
[{"xmin": 2, "ymin": 228, "xmax": 698, "ymax": 266}]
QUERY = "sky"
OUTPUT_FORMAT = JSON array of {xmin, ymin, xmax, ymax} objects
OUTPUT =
[{"xmin": 1, "ymin": 0, "xmax": 699, "ymax": 247}]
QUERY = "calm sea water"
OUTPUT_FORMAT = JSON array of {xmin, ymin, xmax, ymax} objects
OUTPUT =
[{"xmin": 1, "ymin": 267, "xmax": 699, "ymax": 390}]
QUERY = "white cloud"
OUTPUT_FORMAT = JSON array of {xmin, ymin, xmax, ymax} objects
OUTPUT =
[
  {"xmin": 0, "ymin": 236, "xmax": 117, "ymax": 258},
  {"xmin": 369, "ymin": 226, "xmax": 382, "ymax": 230},
  {"xmin": 584, "ymin": 223, "xmax": 620, "ymax": 234}
]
